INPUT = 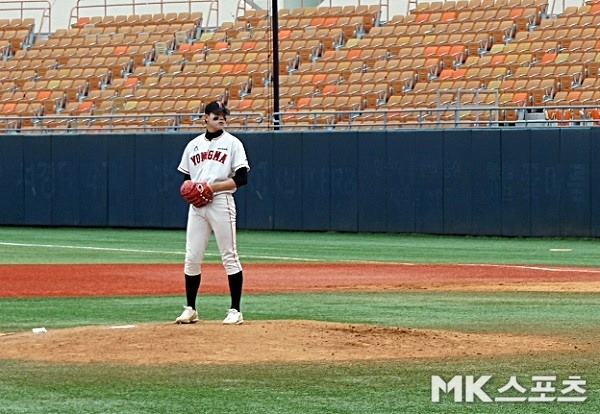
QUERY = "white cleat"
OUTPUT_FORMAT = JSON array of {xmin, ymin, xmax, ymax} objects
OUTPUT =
[
  {"xmin": 175, "ymin": 306, "xmax": 198, "ymax": 324},
  {"xmin": 223, "ymin": 308, "xmax": 244, "ymax": 325}
]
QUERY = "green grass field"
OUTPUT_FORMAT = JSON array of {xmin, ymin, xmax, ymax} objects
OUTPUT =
[
  {"xmin": 2, "ymin": 226, "xmax": 600, "ymax": 265},
  {"xmin": 0, "ymin": 227, "xmax": 598, "ymax": 413}
]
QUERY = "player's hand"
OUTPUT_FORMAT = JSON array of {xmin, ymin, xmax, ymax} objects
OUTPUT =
[{"xmin": 180, "ymin": 180, "xmax": 214, "ymax": 208}]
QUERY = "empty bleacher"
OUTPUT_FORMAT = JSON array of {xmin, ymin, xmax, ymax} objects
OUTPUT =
[{"xmin": 2, "ymin": 0, "xmax": 600, "ymax": 132}]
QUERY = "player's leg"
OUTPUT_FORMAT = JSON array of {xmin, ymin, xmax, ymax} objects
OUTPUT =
[
  {"xmin": 207, "ymin": 195, "xmax": 244, "ymax": 325},
  {"xmin": 176, "ymin": 209, "xmax": 211, "ymax": 324}
]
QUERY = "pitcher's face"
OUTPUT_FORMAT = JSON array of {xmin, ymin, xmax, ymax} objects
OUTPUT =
[{"xmin": 205, "ymin": 113, "xmax": 226, "ymax": 132}]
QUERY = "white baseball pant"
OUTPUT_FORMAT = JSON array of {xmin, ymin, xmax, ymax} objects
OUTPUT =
[{"xmin": 183, "ymin": 193, "xmax": 242, "ymax": 276}]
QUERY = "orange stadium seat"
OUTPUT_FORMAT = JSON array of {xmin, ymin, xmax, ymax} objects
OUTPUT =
[{"xmin": 4, "ymin": 0, "xmax": 600, "ymax": 132}]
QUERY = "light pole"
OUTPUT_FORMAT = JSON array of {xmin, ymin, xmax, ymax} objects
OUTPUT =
[{"xmin": 271, "ymin": 0, "xmax": 280, "ymax": 129}]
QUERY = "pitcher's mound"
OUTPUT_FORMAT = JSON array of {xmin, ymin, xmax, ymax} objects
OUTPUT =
[{"xmin": 0, "ymin": 320, "xmax": 578, "ymax": 364}]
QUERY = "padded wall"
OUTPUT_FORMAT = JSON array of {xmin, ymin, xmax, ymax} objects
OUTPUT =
[
  {"xmin": 242, "ymin": 132, "xmax": 274, "ymax": 229},
  {"xmin": 107, "ymin": 134, "xmax": 135, "ymax": 227},
  {"xmin": 22, "ymin": 135, "xmax": 53, "ymax": 225},
  {"xmin": 386, "ymin": 130, "xmax": 416, "ymax": 232},
  {"xmin": 301, "ymin": 132, "xmax": 330, "ymax": 230},
  {"xmin": 330, "ymin": 130, "xmax": 358, "ymax": 231},
  {"xmin": 591, "ymin": 128, "xmax": 600, "ymax": 237},
  {"xmin": 273, "ymin": 132, "xmax": 303, "ymax": 230},
  {"xmin": 162, "ymin": 133, "xmax": 193, "ymax": 228},
  {"xmin": 0, "ymin": 137, "xmax": 24, "ymax": 224},
  {"xmin": 443, "ymin": 129, "xmax": 473, "ymax": 235},
  {"xmin": 470, "ymin": 129, "xmax": 502, "ymax": 235},
  {"xmin": 358, "ymin": 130, "xmax": 387, "ymax": 232},
  {"xmin": 501, "ymin": 128, "xmax": 532, "ymax": 236},
  {"xmin": 1, "ymin": 128, "xmax": 598, "ymax": 237},
  {"xmin": 559, "ymin": 128, "xmax": 591, "ymax": 237},
  {"xmin": 530, "ymin": 129, "xmax": 561, "ymax": 236}
]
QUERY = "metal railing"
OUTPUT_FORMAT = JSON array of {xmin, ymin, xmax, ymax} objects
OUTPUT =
[
  {"xmin": 0, "ymin": 0, "xmax": 52, "ymax": 33},
  {"xmin": 240, "ymin": 0, "xmax": 390, "ymax": 23},
  {"xmin": 68, "ymin": 0, "xmax": 219, "ymax": 29},
  {"xmin": 1, "ymin": 105, "xmax": 597, "ymax": 135},
  {"xmin": 271, "ymin": 105, "xmax": 594, "ymax": 130}
]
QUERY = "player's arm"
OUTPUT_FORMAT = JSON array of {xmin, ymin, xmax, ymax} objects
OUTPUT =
[{"xmin": 208, "ymin": 167, "xmax": 248, "ymax": 192}]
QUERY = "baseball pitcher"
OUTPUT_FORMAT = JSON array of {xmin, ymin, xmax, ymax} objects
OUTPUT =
[{"xmin": 176, "ymin": 100, "xmax": 250, "ymax": 325}]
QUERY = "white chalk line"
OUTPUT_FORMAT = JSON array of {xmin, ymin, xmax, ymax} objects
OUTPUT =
[
  {"xmin": 0, "ymin": 241, "xmax": 321, "ymax": 262},
  {"xmin": 461, "ymin": 263, "xmax": 600, "ymax": 274},
  {"xmin": 1, "ymin": 241, "xmax": 600, "ymax": 272},
  {"xmin": 0, "ymin": 241, "xmax": 184, "ymax": 255}
]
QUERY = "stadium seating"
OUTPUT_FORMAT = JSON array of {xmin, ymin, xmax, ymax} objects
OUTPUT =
[{"xmin": 5, "ymin": 0, "xmax": 600, "ymax": 132}]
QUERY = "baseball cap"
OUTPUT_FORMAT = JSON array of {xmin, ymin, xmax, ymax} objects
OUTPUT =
[{"xmin": 204, "ymin": 100, "xmax": 230, "ymax": 116}]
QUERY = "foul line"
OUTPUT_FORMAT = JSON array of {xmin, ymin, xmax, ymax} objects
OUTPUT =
[
  {"xmin": 0, "ymin": 241, "xmax": 321, "ymax": 262},
  {"xmin": 2, "ymin": 242, "xmax": 600, "ymax": 272},
  {"xmin": 0, "ymin": 241, "xmax": 184, "ymax": 255},
  {"xmin": 462, "ymin": 263, "xmax": 600, "ymax": 274}
]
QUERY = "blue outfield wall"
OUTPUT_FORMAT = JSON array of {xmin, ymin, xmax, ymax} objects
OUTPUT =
[{"xmin": 1, "ymin": 128, "xmax": 599, "ymax": 237}]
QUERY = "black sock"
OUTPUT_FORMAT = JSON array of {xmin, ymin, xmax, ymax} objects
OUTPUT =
[
  {"xmin": 185, "ymin": 274, "xmax": 201, "ymax": 309},
  {"xmin": 228, "ymin": 271, "xmax": 243, "ymax": 311}
]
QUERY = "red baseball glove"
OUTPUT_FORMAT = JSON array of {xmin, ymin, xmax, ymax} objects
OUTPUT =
[{"xmin": 180, "ymin": 180, "xmax": 213, "ymax": 208}]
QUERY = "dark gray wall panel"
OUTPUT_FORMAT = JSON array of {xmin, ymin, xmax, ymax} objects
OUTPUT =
[
  {"xmin": 77, "ymin": 135, "xmax": 108, "ymax": 226},
  {"xmin": 386, "ymin": 133, "xmax": 415, "ymax": 233},
  {"xmin": 161, "ymin": 134, "xmax": 190, "ymax": 228},
  {"xmin": 107, "ymin": 134, "xmax": 136, "ymax": 226},
  {"xmin": 471, "ymin": 129, "xmax": 502, "ymax": 235},
  {"xmin": 243, "ymin": 132, "xmax": 274, "ymax": 229},
  {"xmin": 443, "ymin": 130, "xmax": 472, "ymax": 235},
  {"xmin": 51, "ymin": 135, "xmax": 80, "ymax": 225},
  {"xmin": 301, "ymin": 132, "xmax": 330, "ymax": 230},
  {"xmin": 273, "ymin": 132, "xmax": 303, "ymax": 230},
  {"xmin": 358, "ymin": 130, "xmax": 387, "ymax": 232},
  {"xmin": 330, "ymin": 130, "xmax": 358, "ymax": 231},
  {"xmin": 23, "ymin": 135, "xmax": 52, "ymax": 225},
  {"xmin": 559, "ymin": 128, "xmax": 591, "ymax": 236},
  {"xmin": 134, "ymin": 134, "xmax": 164, "ymax": 227},
  {"xmin": 591, "ymin": 128, "xmax": 600, "ymax": 237},
  {"xmin": 0, "ymin": 137, "xmax": 24, "ymax": 224},
  {"xmin": 413, "ymin": 131, "xmax": 443, "ymax": 234},
  {"xmin": 530, "ymin": 129, "xmax": 560, "ymax": 236},
  {"xmin": 501, "ymin": 129, "xmax": 531, "ymax": 236}
]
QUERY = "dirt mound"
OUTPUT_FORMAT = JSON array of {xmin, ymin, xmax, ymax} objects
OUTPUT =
[{"xmin": 0, "ymin": 321, "xmax": 578, "ymax": 364}]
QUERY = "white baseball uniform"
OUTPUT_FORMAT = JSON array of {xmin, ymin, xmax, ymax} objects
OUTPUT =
[{"xmin": 178, "ymin": 130, "xmax": 250, "ymax": 276}]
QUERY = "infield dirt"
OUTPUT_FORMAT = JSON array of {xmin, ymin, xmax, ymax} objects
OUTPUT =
[{"xmin": 0, "ymin": 262, "xmax": 597, "ymax": 364}]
